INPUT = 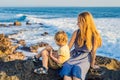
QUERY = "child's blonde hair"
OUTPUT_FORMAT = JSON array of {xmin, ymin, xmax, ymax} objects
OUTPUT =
[{"xmin": 54, "ymin": 31, "xmax": 68, "ymax": 46}]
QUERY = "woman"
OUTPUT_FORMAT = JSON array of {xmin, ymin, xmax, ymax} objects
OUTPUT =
[{"xmin": 59, "ymin": 12, "xmax": 102, "ymax": 80}]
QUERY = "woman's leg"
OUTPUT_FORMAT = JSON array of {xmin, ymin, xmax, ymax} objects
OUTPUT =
[
  {"xmin": 64, "ymin": 76, "xmax": 72, "ymax": 80},
  {"xmin": 73, "ymin": 77, "xmax": 81, "ymax": 80}
]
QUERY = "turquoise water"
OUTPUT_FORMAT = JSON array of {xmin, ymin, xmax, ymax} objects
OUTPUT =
[
  {"xmin": 0, "ymin": 7, "xmax": 120, "ymax": 22},
  {"xmin": 0, "ymin": 7, "xmax": 120, "ymax": 60}
]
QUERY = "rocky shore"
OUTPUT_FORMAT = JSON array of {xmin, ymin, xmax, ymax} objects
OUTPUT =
[
  {"xmin": 0, "ymin": 26, "xmax": 120, "ymax": 80},
  {"xmin": 0, "ymin": 56, "xmax": 120, "ymax": 80}
]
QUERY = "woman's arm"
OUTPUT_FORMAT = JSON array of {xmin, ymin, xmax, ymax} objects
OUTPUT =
[
  {"xmin": 90, "ymin": 50, "xmax": 96, "ymax": 68},
  {"xmin": 68, "ymin": 30, "xmax": 77, "ymax": 49},
  {"xmin": 91, "ymin": 38, "xmax": 98, "ymax": 68}
]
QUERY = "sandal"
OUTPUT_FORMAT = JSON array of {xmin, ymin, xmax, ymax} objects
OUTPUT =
[
  {"xmin": 27, "ymin": 56, "xmax": 39, "ymax": 63},
  {"xmin": 34, "ymin": 66, "xmax": 48, "ymax": 75}
]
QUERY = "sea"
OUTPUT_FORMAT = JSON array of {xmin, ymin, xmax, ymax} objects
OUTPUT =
[{"xmin": 0, "ymin": 7, "xmax": 120, "ymax": 60}]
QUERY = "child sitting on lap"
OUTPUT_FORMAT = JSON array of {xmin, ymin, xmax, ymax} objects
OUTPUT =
[{"xmin": 32, "ymin": 31, "xmax": 70, "ymax": 74}]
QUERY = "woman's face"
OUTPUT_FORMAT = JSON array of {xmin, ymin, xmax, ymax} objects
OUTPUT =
[{"xmin": 77, "ymin": 17, "xmax": 81, "ymax": 28}]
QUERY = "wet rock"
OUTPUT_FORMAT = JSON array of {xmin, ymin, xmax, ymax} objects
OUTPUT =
[
  {"xmin": 38, "ymin": 42, "xmax": 49, "ymax": 47},
  {"xmin": 30, "ymin": 42, "xmax": 49, "ymax": 53},
  {"xmin": 39, "ymin": 23, "xmax": 43, "ymax": 25},
  {"xmin": 41, "ymin": 32, "xmax": 49, "ymax": 36},
  {"xmin": 26, "ymin": 21, "xmax": 32, "ymax": 25},
  {"xmin": 19, "ymin": 46, "xmax": 30, "ymax": 52},
  {"xmin": 17, "ymin": 39, "xmax": 26, "ymax": 46},
  {"xmin": 0, "ymin": 24, "xmax": 8, "ymax": 27},
  {"xmin": 8, "ymin": 24, "xmax": 14, "ymax": 26},
  {"xmin": 13, "ymin": 21, "xmax": 21, "ymax": 26},
  {"xmin": 30, "ymin": 45, "xmax": 39, "ymax": 53}
]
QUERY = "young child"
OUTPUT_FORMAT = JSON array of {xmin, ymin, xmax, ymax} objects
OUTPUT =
[{"xmin": 32, "ymin": 31, "xmax": 70, "ymax": 74}]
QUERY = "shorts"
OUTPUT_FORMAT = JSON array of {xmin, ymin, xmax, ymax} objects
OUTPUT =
[{"xmin": 48, "ymin": 56, "xmax": 62, "ymax": 69}]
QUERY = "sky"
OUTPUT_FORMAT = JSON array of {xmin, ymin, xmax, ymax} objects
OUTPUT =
[{"xmin": 0, "ymin": 0, "xmax": 119, "ymax": 7}]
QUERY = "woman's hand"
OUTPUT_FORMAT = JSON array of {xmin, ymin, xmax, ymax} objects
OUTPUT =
[{"xmin": 91, "ymin": 65, "xmax": 100, "ymax": 69}]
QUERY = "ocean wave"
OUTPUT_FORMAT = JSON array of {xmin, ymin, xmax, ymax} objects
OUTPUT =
[
  {"xmin": 0, "ymin": 13, "xmax": 52, "ymax": 23},
  {"xmin": 0, "ymin": 17, "xmax": 120, "ymax": 60},
  {"xmin": 0, "ymin": 14, "xmax": 27, "ymax": 22}
]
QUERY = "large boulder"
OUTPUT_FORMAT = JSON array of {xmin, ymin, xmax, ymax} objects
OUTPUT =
[
  {"xmin": 0, "ymin": 56, "xmax": 120, "ymax": 80},
  {"xmin": 86, "ymin": 56, "xmax": 120, "ymax": 80},
  {"xmin": 0, "ymin": 60, "xmax": 61, "ymax": 80},
  {"xmin": 0, "ymin": 34, "xmax": 24, "ymax": 62}
]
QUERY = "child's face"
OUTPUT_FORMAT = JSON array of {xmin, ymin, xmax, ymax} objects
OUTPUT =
[
  {"xmin": 56, "ymin": 42, "xmax": 61, "ymax": 46},
  {"xmin": 55, "ymin": 41, "xmax": 62, "ymax": 47}
]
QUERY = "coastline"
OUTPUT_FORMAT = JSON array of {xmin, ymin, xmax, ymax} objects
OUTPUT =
[{"xmin": 0, "ymin": 21, "xmax": 120, "ymax": 80}]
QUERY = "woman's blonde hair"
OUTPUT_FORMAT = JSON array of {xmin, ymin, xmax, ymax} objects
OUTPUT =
[
  {"xmin": 77, "ymin": 12, "xmax": 102, "ymax": 51},
  {"xmin": 54, "ymin": 31, "xmax": 68, "ymax": 46}
]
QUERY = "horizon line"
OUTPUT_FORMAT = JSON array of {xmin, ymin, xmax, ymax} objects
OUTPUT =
[{"xmin": 0, "ymin": 6, "xmax": 120, "ymax": 7}]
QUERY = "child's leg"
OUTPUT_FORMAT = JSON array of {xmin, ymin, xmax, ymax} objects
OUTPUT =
[
  {"xmin": 34, "ymin": 49, "xmax": 49, "ymax": 74},
  {"xmin": 40, "ymin": 49, "xmax": 49, "ymax": 69},
  {"xmin": 35, "ymin": 49, "xmax": 45, "ymax": 58},
  {"xmin": 35, "ymin": 46, "xmax": 53, "ymax": 59}
]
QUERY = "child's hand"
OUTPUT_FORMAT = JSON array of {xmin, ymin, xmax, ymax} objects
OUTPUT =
[
  {"xmin": 50, "ymin": 50, "xmax": 53, "ymax": 57},
  {"xmin": 46, "ymin": 45, "xmax": 53, "ymax": 51}
]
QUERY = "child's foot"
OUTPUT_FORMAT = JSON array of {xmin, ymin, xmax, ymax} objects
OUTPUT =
[
  {"xmin": 27, "ymin": 56, "xmax": 39, "ymax": 63},
  {"xmin": 34, "ymin": 66, "xmax": 48, "ymax": 75}
]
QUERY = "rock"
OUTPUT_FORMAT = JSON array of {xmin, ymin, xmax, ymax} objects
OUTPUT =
[
  {"xmin": 41, "ymin": 32, "xmax": 49, "ymax": 36},
  {"xmin": 0, "ymin": 24, "xmax": 8, "ymax": 27},
  {"xmin": 30, "ymin": 45, "xmax": 39, "ymax": 53},
  {"xmin": 8, "ymin": 24, "xmax": 14, "ymax": 26},
  {"xmin": 86, "ymin": 56, "xmax": 120, "ymax": 80},
  {"xmin": 0, "ymin": 34, "xmax": 23, "ymax": 62},
  {"xmin": 13, "ymin": 21, "xmax": 21, "ymax": 26},
  {"xmin": 0, "ymin": 33, "xmax": 120, "ymax": 80},
  {"xmin": 39, "ymin": 23, "xmax": 43, "ymax": 25},
  {"xmin": 18, "ymin": 46, "xmax": 30, "ymax": 52},
  {"xmin": 0, "ymin": 56, "xmax": 120, "ymax": 80},
  {"xmin": 26, "ymin": 21, "xmax": 32, "ymax": 25},
  {"xmin": 86, "ymin": 66, "xmax": 120, "ymax": 80},
  {"xmin": 30, "ymin": 42, "xmax": 49, "ymax": 53},
  {"xmin": 1, "ymin": 52, "xmax": 25, "ymax": 62},
  {"xmin": 95, "ymin": 56, "xmax": 120, "ymax": 70},
  {"xmin": 38, "ymin": 42, "xmax": 49, "ymax": 47},
  {"xmin": 0, "ymin": 60, "xmax": 62, "ymax": 80},
  {"xmin": 17, "ymin": 39, "xmax": 26, "ymax": 46}
]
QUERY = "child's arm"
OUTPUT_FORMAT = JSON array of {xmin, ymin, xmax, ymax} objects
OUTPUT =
[{"xmin": 50, "ymin": 50, "xmax": 62, "ymax": 64}]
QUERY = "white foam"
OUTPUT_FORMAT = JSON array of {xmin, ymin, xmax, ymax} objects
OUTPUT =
[{"xmin": 0, "ymin": 18, "xmax": 120, "ymax": 60}]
